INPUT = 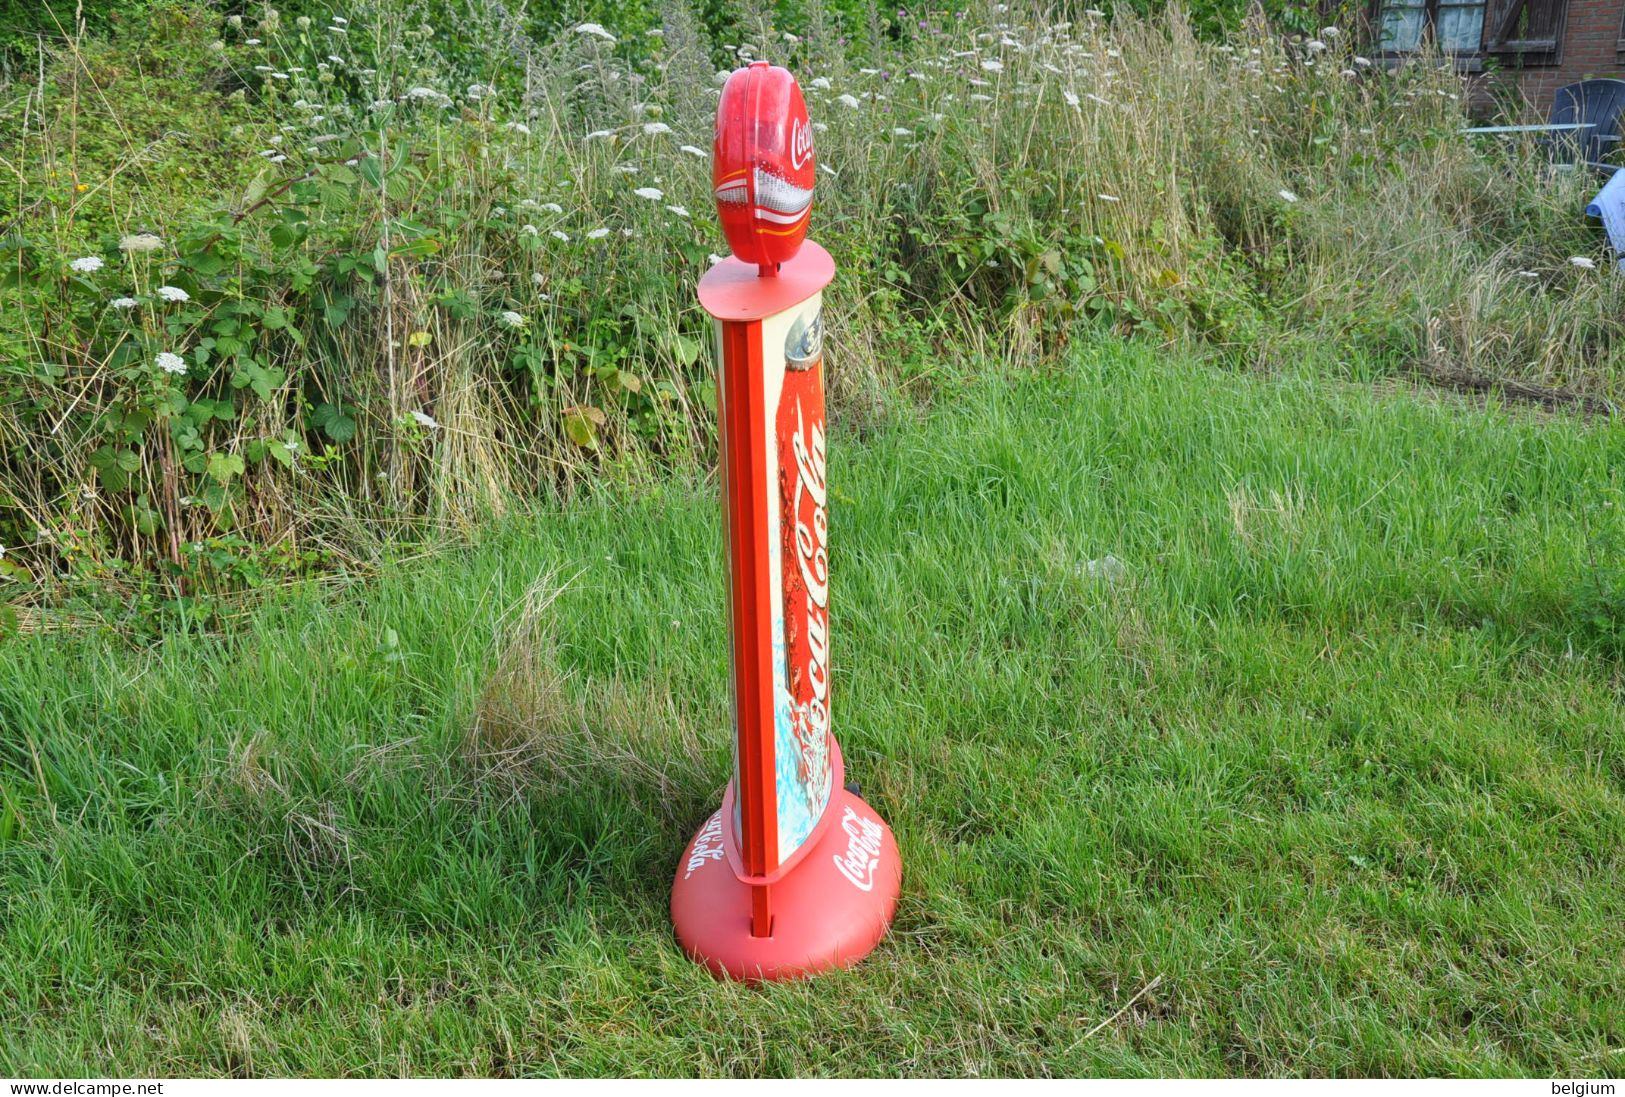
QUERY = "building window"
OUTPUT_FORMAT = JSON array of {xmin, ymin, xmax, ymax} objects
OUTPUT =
[
  {"xmin": 1376, "ymin": 0, "xmax": 1488, "ymax": 52},
  {"xmin": 1483, "ymin": 0, "xmax": 1568, "ymax": 58}
]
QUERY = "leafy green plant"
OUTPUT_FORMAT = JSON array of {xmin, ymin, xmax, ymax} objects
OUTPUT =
[{"xmin": 2, "ymin": 0, "xmax": 1620, "ymax": 615}]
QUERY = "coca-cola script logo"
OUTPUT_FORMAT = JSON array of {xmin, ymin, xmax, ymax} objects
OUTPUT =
[
  {"xmin": 790, "ymin": 399, "xmax": 831, "ymax": 800},
  {"xmin": 789, "ymin": 116, "xmax": 813, "ymax": 171},
  {"xmin": 683, "ymin": 812, "xmax": 725, "ymax": 879},
  {"xmin": 832, "ymin": 806, "xmax": 885, "ymax": 892}
]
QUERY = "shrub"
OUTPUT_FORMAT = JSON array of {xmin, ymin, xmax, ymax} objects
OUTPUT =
[{"xmin": 1, "ymin": 0, "xmax": 1620, "ymax": 614}]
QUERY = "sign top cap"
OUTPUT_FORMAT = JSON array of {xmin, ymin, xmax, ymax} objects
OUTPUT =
[{"xmin": 712, "ymin": 62, "xmax": 816, "ymax": 269}]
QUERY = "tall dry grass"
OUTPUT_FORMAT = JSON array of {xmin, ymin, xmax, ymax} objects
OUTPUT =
[{"xmin": 1, "ymin": 0, "xmax": 1619, "ymax": 601}]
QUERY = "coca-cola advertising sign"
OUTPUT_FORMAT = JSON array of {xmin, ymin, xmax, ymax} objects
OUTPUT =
[{"xmin": 723, "ymin": 295, "xmax": 834, "ymax": 864}]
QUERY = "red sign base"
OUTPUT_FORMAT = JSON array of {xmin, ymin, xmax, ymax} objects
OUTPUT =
[{"xmin": 671, "ymin": 787, "xmax": 901, "ymax": 982}]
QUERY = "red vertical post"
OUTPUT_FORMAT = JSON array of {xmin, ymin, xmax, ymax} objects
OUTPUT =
[{"xmin": 719, "ymin": 318, "xmax": 778, "ymax": 937}]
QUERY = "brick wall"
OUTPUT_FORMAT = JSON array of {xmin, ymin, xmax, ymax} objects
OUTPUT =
[{"xmin": 1475, "ymin": 0, "xmax": 1625, "ymax": 115}]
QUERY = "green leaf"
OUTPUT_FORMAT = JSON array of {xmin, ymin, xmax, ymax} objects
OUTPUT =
[
  {"xmin": 561, "ymin": 406, "xmax": 605, "ymax": 449},
  {"xmin": 267, "ymin": 439, "xmax": 294, "ymax": 468},
  {"xmin": 320, "ymin": 163, "xmax": 358, "ymax": 186},
  {"xmin": 206, "ymin": 452, "xmax": 245, "ymax": 484},
  {"xmin": 185, "ymin": 249, "xmax": 226, "ymax": 277},
  {"xmin": 323, "ymin": 413, "xmax": 357, "ymax": 444}
]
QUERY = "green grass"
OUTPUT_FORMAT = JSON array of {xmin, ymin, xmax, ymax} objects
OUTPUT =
[{"xmin": 2, "ymin": 343, "xmax": 1623, "ymax": 1077}]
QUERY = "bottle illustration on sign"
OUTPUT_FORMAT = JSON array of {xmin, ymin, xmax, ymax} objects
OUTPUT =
[{"xmin": 670, "ymin": 60, "xmax": 902, "ymax": 982}]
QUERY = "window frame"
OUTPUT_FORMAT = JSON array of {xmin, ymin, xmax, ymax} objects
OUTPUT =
[
  {"xmin": 1366, "ymin": 0, "xmax": 1572, "ymax": 67},
  {"xmin": 1369, "ymin": 0, "xmax": 1491, "ymax": 62}
]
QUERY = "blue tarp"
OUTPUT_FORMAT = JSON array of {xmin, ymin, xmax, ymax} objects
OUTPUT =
[{"xmin": 1585, "ymin": 167, "xmax": 1625, "ymax": 270}]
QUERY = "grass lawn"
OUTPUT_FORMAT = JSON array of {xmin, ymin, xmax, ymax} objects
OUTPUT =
[{"xmin": 2, "ymin": 343, "xmax": 1622, "ymax": 1077}]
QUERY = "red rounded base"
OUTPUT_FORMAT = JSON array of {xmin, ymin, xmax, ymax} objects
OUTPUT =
[{"xmin": 671, "ymin": 789, "xmax": 901, "ymax": 982}]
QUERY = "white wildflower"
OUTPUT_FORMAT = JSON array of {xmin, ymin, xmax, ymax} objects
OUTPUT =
[
  {"xmin": 1063, "ymin": 89, "xmax": 1080, "ymax": 107},
  {"xmin": 1354, "ymin": 56, "xmax": 1372, "ymax": 67},
  {"xmin": 69, "ymin": 256, "xmax": 104, "ymax": 273},
  {"xmin": 1306, "ymin": 39, "xmax": 1327, "ymax": 52},
  {"xmin": 980, "ymin": 59, "xmax": 1003, "ymax": 72},
  {"xmin": 892, "ymin": 127, "xmax": 914, "ymax": 136},
  {"xmin": 119, "ymin": 233, "xmax": 163, "ymax": 253},
  {"xmin": 587, "ymin": 227, "xmax": 611, "ymax": 239},
  {"xmin": 575, "ymin": 22, "xmax": 616, "ymax": 42},
  {"xmin": 1279, "ymin": 189, "xmax": 1299, "ymax": 203},
  {"xmin": 680, "ymin": 144, "xmax": 707, "ymax": 158},
  {"xmin": 707, "ymin": 253, "xmax": 724, "ymax": 265},
  {"xmin": 1569, "ymin": 256, "xmax": 1597, "ymax": 269},
  {"xmin": 156, "ymin": 285, "xmax": 190, "ymax": 302},
  {"xmin": 634, "ymin": 186, "xmax": 664, "ymax": 200},
  {"xmin": 500, "ymin": 310, "xmax": 526, "ymax": 328},
  {"xmin": 551, "ymin": 230, "xmax": 570, "ymax": 242},
  {"xmin": 584, "ymin": 129, "xmax": 615, "ymax": 141},
  {"xmin": 156, "ymin": 352, "xmax": 187, "ymax": 375},
  {"xmin": 837, "ymin": 93, "xmax": 860, "ymax": 109},
  {"xmin": 642, "ymin": 121, "xmax": 673, "ymax": 136},
  {"xmin": 506, "ymin": 122, "xmax": 531, "ymax": 135},
  {"xmin": 539, "ymin": 202, "xmax": 563, "ymax": 214},
  {"xmin": 110, "ymin": 297, "xmax": 137, "ymax": 309},
  {"xmin": 411, "ymin": 410, "xmax": 439, "ymax": 429},
  {"xmin": 810, "ymin": 77, "xmax": 832, "ymax": 90},
  {"xmin": 666, "ymin": 204, "xmax": 690, "ymax": 218},
  {"xmin": 1321, "ymin": 26, "xmax": 1341, "ymax": 38},
  {"xmin": 1097, "ymin": 193, "xmax": 1121, "ymax": 202},
  {"xmin": 521, "ymin": 224, "xmax": 539, "ymax": 236}
]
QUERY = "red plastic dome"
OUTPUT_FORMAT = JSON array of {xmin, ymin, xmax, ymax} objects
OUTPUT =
[{"xmin": 712, "ymin": 61, "xmax": 816, "ymax": 267}]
